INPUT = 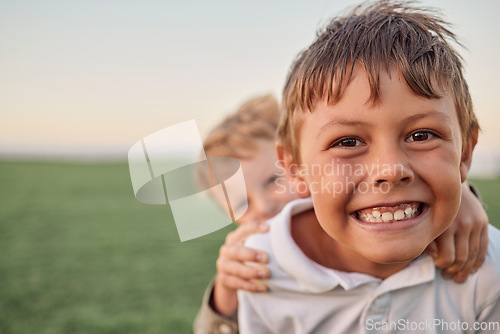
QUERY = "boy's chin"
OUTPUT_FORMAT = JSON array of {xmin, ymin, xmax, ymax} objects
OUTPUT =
[{"xmin": 362, "ymin": 246, "xmax": 427, "ymax": 266}]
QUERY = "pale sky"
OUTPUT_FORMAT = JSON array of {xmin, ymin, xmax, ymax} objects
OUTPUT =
[{"xmin": 1, "ymin": 0, "xmax": 499, "ymax": 173}]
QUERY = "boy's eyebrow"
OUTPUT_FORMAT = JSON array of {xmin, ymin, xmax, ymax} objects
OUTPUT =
[
  {"xmin": 318, "ymin": 110, "xmax": 452, "ymax": 136},
  {"xmin": 319, "ymin": 119, "xmax": 370, "ymax": 133},
  {"xmin": 405, "ymin": 111, "xmax": 452, "ymax": 123}
]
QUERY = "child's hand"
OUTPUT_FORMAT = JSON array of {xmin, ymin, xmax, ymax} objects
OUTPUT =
[
  {"xmin": 212, "ymin": 221, "xmax": 270, "ymax": 315},
  {"xmin": 425, "ymin": 182, "xmax": 489, "ymax": 283}
]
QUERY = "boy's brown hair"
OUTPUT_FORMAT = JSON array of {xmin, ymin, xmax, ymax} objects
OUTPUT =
[
  {"xmin": 203, "ymin": 94, "xmax": 280, "ymax": 160},
  {"xmin": 277, "ymin": 0, "xmax": 479, "ymax": 161}
]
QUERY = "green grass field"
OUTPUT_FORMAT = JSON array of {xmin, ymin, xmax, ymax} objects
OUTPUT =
[{"xmin": 1, "ymin": 161, "xmax": 499, "ymax": 333}]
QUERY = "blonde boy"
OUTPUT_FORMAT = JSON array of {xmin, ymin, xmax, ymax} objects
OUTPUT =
[
  {"xmin": 238, "ymin": 2, "xmax": 500, "ymax": 333},
  {"xmin": 194, "ymin": 96, "xmax": 296, "ymax": 333}
]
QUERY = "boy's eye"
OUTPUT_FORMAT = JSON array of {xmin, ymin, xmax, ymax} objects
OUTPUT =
[
  {"xmin": 331, "ymin": 137, "xmax": 365, "ymax": 148},
  {"xmin": 265, "ymin": 174, "xmax": 279, "ymax": 186},
  {"xmin": 406, "ymin": 131, "xmax": 437, "ymax": 142},
  {"xmin": 235, "ymin": 198, "xmax": 248, "ymax": 212}
]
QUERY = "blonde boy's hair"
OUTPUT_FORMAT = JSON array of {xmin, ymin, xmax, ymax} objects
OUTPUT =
[
  {"xmin": 203, "ymin": 94, "xmax": 280, "ymax": 159},
  {"xmin": 277, "ymin": 0, "xmax": 479, "ymax": 161},
  {"xmin": 196, "ymin": 95, "xmax": 279, "ymax": 192}
]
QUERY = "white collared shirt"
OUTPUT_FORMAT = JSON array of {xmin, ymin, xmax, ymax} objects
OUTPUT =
[{"xmin": 238, "ymin": 198, "xmax": 500, "ymax": 334}]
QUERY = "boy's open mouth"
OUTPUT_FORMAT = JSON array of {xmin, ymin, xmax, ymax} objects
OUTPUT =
[{"xmin": 353, "ymin": 202, "xmax": 423, "ymax": 223}]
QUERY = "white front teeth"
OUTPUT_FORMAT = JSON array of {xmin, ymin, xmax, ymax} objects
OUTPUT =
[
  {"xmin": 394, "ymin": 210, "xmax": 405, "ymax": 220},
  {"xmin": 356, "ymin": 203, "xmax": 420, "ymax": 223},
  {"xmin": 382, "ymin": 212, "xmax": 393, "ymax": 222}
]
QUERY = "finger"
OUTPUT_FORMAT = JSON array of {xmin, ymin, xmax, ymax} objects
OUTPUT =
[
  {"xmin": 220, "ymin": 244, "xmax": 268, "ymax": 263},
  {"xmin": 452, "ymin": 226, "xmax": 481, "ymax": 283},
  {"xmin": 216, "ymin": 273, "xmax": 268, "ymax": 293},
  {"xmin": 424, "ymin": 241, "xmax": 438, "ymax": 260},
  {"xmin": 471, "ymin": 225, "xmax": 489, "ymax": 274},
  {"xmin": 217, "ymin": 257, "xmax": 270, "ymax": 280},
  {"xmin": 441, "ymin": 232, "xmax": 469, "ymax": 279},
  {"xmin": 433, "ymin": 229, "xmax": 456, "ymax": 271},
  {"xmin": 217, "ymin": 266, "xmax": 267, "ymax": 292},
  {"xmin": 226, "ymin": 221, "xmax": 269, "ymax": 245}
]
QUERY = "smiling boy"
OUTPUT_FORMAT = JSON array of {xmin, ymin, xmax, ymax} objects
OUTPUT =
[
  {"xmin": 237, "ymin": 1, "xmax": 500, "ymax": 333},
  {"xmin": 291, "ymin": 66, "xmax": 465, "ymax": 276}
]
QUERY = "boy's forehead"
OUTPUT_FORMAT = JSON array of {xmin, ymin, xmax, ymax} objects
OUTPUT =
[
  {"xmin": 307, "ymin": 65, "xmax": 453, "ymax": 112},
  {"xmin": 214, "ymin": 139, "xmax": 276, "ymax": 170},
  {"xmin": 303, "ymin": 67, "xmax": 458, "ymax": 127},
  {"xmin": 334, "ymin": 64, "xmax": 447, "ymax": 104}
]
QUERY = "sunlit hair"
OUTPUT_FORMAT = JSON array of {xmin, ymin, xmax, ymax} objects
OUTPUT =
[
  {"xmin": 277, "ymin": 0, "xmax": 479, "ymax": 161},
  {"xmin": 197, "ymin": 95, "xmax": 280, "ymax": 191},
  {"xmin": 204, "ymin": 94, "xmax": 280, "ymax": 159}
]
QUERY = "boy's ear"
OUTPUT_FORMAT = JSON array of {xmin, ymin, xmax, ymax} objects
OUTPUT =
[
  {"xmin": 460, "ymin": 126, "xmax": 479, "ymax": 183},
  {"xmin": 276, "ymin": 142, "xmax": 310, "ymax": 198}
]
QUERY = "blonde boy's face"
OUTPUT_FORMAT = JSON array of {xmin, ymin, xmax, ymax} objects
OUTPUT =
[
  {"xmin": 214, "ymin": 139, "xmax": 296, "ymax": 225},
  {"xmin": 288, "ymin": 66, "xmax": 472, "ymax": 265}
]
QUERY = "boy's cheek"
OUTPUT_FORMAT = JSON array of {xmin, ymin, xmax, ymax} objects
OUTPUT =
[
  {"xmin": 412, "ymin": 146, "xmax": 462, "ymax": 181},
  {"xmin": 288, "ymin": 168, "xmax": 312, "ymax": 198},
  {"xmin": 415, "ymin": 162, "xmax": 462, "ymax": 226},
  {"xmin": 303, "ymin": 173, "xmax": 360, "ymax": 198}
]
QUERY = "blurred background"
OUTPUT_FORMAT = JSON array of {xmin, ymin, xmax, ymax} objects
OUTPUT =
[{"xmin": 1, "ymin": 0, "xmax": 499, "ymax": 333}]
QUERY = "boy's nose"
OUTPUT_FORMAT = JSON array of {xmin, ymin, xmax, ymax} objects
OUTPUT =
[{"xmin": 368, "ymin": 143, "xmax": 414, "ymax": 188}]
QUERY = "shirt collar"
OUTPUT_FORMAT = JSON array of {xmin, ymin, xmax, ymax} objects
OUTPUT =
[
  {"xmin": 270, "ymin": 198, "xmax": 379, "ymax": 292},
  {"xmin": 376, "ymin": 254, "xmax": 435, "ymax": 296}
]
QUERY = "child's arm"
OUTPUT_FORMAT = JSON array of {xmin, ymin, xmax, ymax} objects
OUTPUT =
[
  {"xmin": 193, "ymin": 281, "xmax": 238, "ymax": 334},
  {"xmin": 425, "ymin": 182, "xmax": 489, "ymax": 283},
  {"xmin": 212, "ymin": 221, "xmax": 270, "ymax": 315},
  {"xmin": 193, "ymin": 222, "xmax": 270, "ymax": 333},
  {"xmin": 194, "ymin": 220, "xmax": 269, "ymax": 334}
]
